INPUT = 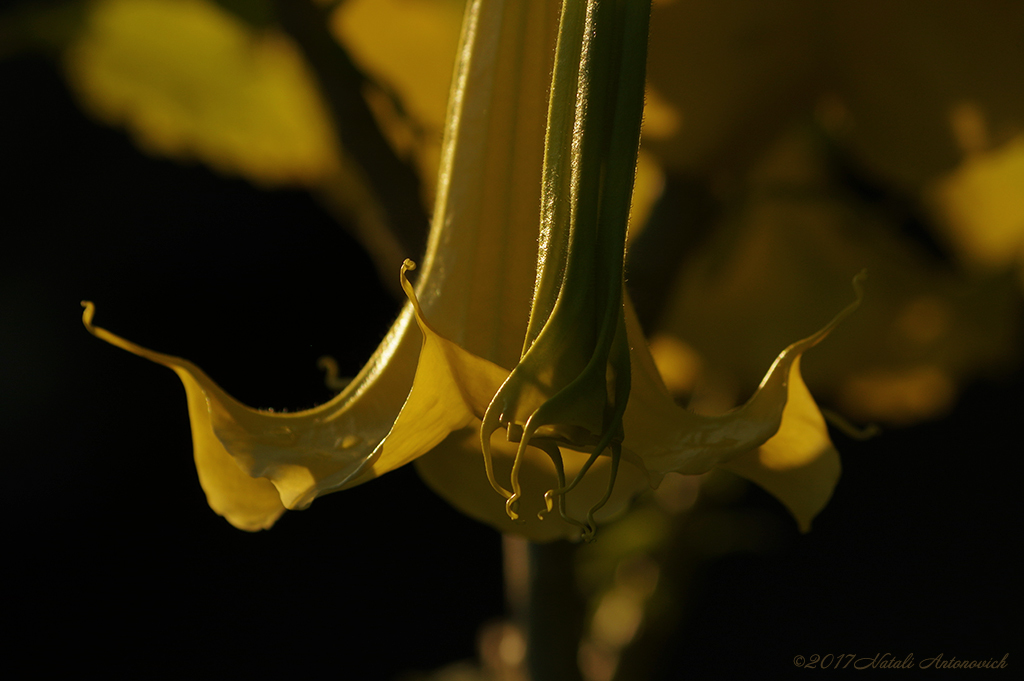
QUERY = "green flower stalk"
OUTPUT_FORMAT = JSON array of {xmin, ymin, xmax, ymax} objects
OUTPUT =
[{"xmin": 480, "ymin": 0, "xmax": 648, "ymax": 538}]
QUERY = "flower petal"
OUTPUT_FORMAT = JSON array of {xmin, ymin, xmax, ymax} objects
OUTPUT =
[
  {"xmin": 623, "ymin": 274, "xmax": 861, "ymax": 482},
  {"xmin": 368, "ymin": 262, "xmax": 511, "ymax": 476},
  {"xmin": 82, "ymin": 301, "xmax": 285, "ymax": 531},
  {"xmin": 80, "ymin": 0, "xmax": 559, "ymax": 530},
  {"xmin": 720, "ymin": 357, "xmax": 841, "ymax": 532},
  {"xmin": 82, "ymin": 300, "xmax": 421, "ymax": 518}
]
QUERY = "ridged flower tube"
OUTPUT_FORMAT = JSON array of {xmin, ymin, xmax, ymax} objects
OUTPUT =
[{"xmin": 84, "ymin": 0, "xmax": 859, "ymax": 541}]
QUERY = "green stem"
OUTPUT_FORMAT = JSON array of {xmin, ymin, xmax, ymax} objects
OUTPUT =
[
  {"xmin": 525, "ymin": 0, "xmax": 653, "ymax": 674},
  {"xmin": 528, "ymin": 540, "xmax": 586, "ymax": 681}
]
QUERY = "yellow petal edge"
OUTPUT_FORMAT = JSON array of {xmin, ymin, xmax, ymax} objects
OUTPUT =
[
  {"xmin": 81, "ymin": 264, "xmax": 860, "ymax": 537},
  {"xmin": 81, "ymin": 299, "xmax": 425, "ymax": 531},
  {"xmin": 82, "ymin": 301, "xmax": 284, "ymax": 531}
]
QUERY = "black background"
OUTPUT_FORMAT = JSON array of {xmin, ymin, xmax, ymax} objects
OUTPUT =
[{"xmin": 2, "ymin": 53, "xmax": 1020, "ymax": 679}]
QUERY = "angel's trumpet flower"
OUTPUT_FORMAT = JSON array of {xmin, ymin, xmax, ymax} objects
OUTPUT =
[{"xmin": 84, "ymin": 0, "xmax": 857, "ymax": 541}]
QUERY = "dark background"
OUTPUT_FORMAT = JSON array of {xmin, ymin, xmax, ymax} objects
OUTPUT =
[{"xmin": 3, "ymin": 53, "xmax": 1020, "ymax": 679}]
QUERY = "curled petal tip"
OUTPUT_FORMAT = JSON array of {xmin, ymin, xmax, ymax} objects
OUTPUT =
[
  {"xmin": 852, "ymin": 269, "xmax": 868, "ymax": 297},
  {"xmin": 81, "ymin": 300, "xmax": 96, "ymax": 327},
  {"xmin": 399, "ymin": 259, "xmax": 427, "ymax": 321}
]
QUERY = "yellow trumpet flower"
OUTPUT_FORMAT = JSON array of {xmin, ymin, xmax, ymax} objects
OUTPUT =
[{"xmin": 83, "ymin": 0, "xmax": 857, "ymax": 541}]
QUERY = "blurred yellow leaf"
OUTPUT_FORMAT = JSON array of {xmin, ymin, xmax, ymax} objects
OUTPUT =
[
  {"xmin": 930, "ymin": 135, "xmax": 1024, "ymax": 278},
  {"xmin": 642, "ymin": 0, "xmax": 1024, "ymax": 195},
  {"xmin": 65, "ymin": 0, "xmax": 337, "ymax": 185},
  {"xmin": 832, "ymin": 0, "xmax": 1024, "ymax": 191},
  {"xmin": 331, "ymin": 0, "xmax": 465, "ymax": 195},
  {"xmin": 653, "ymin": 130, "xmax": 1021, "ymax": 425},
  {"xmin": 332, "ymin": 0, "xmax": 463, "ymax": 133}
]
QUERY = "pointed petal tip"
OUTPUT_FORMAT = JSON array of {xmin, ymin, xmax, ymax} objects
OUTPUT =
[
  {"xmin": 722, "ymin": 358, "xmax": 842, "ymax": 533},
  {"xmin": 82, "ymin": 301, "xmax": 293, "ymax": 529}
]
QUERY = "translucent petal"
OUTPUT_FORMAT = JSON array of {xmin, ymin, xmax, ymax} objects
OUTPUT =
[
  {"xmin": 721, "ymin": 357, "xmax": 841, "ymax": 532},
  {"xmin": 622, "ymin": 289, "xmax": 852, "ymax": 530},
  {"xmin": 413, "ymin": 0, "xmax": 556, "ymax": 370},
  {"xmin": 622, "ymin": 274, "xmax": 860, "ymax": 483},
  {"xmin": 369, "ymin": 263, "xmax": 511, "ymax": 477},
  {"xmin": 80, "ymin": 0, "xmax": 857, "ymax": 537},
  {"xmin": 82, "ymin": 301, "xmax": 286, "ymax": 531}
]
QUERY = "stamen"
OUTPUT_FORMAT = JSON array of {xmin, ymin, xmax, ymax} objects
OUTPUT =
[
  {"xmin": 317, "ymin": 355, "xmax": 352, "ymax": 392},
  {"xmin": 821, "ymin": 408, "xmax": 882, "ymax": 441}
]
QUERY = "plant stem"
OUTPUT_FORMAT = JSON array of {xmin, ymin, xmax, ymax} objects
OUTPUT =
[{"xmin": 527, "ymin": 540, "xmax": 585, "ymax": 681}]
